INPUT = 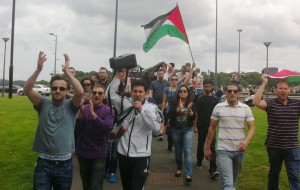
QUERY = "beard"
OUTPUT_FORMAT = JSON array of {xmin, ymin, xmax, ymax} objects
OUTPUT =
[{"xmin": 52, "ymin": 93, "xmax": 66, "ymax": 103}]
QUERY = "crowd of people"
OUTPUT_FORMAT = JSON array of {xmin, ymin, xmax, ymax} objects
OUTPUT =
[{"xmin": 24, "ymin": 51, "xmax": 300, "ymax": 190}]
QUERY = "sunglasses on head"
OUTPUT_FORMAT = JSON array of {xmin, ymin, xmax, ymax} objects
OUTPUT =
[
  {"xmin": 92, "ymin": 91, "xmax": 104, "ymax": 95},
  {"xmin": 51, "ymin": 86, "xmax": 67, "ymax": 91},
  {"xmin": 227, "ymin": 89, "xmax": 238, "ymax": 94},
  {"xmin": 171, "ymin": 78, "xmax": 178, "ymax": 81}
]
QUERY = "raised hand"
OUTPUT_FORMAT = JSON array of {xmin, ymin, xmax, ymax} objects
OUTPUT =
[
  {"xmin": 37, "ymin": 51, "xmax": 47, "ymax": 72},
  {"xmin": 261, "ymin": 74, "xmax": 268, "ymax": 85},
  {"xmin": 62, "ymin": 54, "xmax": 70, "ymax": 74}
]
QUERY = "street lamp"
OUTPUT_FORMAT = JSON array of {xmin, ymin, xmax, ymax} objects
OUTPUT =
[
  {"xmin": 2, "ymin": 38, "xmax": 9, "ymax": 98},
  {"xmin": 237, "ymin": 29, "xmax": 242, "ymax": 76},
  {"xmin": 263, "ymin": 42, "xmax": 271, "ymax": 99},
  {"xmin": 214, "ymin": 0, "xmax": 218, "ymax": 87},
  {"xmin": 264, "ymin": 42, "xmax": 271, "ymax": 69},
  {"xmin": 49, "ymin": 33, "xmax": 57, "ymax": 75}
]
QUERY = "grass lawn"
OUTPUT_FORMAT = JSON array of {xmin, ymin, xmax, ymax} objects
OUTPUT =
[{"xmin": 0, "ymin": 96, "xmax": 298, "ymax": 189}]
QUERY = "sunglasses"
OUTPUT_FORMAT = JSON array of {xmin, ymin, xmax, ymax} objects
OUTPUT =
[
  {"xmin": 51, "ymin": 86, "xmax": 67, "ymax": 91},
  {"xmin": 227, "ymin": 89, "xmax": 238, "ymax": 94},
  {"xmin": 171, "ymin": 78, "xmax": 178, "ymax": 81},
  {"xmin": 179, "ymin": 90, "xmax": 188, "ymax": 93},
  {"xmin": 83, "ymin": 83, "xmax": 91, "ymax": 87},
  {"xmin": 92, "ymin": 91, "xmax": 104, "ymax": 95}
]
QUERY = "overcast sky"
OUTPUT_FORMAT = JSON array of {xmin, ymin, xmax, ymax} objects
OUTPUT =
[{"xmin": 1, "ymin": 0, "xmax": 300, "ymax": 81}]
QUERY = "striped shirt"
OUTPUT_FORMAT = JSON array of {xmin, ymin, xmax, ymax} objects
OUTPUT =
[
  {"xmin": 265, "ymin": 98, "xmax": 300, "ymax": 149},
  {"xmin": 211, "ymin": 101, "xmax": 254, "ymax": 151}
]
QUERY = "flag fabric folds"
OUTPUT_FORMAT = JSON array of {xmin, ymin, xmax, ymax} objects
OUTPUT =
[
  {"xmin": 142, "ymin": 6, "xmax": 189, "ymax": 52},
  {"xmin": 267, "ymin": 69, "xmax": 300, "ymax": 82},
  {"xmin": 267, "ymin": 69, "xmax": 300, "ymax": 78}
]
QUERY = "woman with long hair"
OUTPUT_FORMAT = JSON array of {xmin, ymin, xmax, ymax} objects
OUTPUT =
[
  {"xmin": 168, "ymin": 84, "xmax": 196, "ymax": 182},
  {"xmin": 162, "ymin": 63, "xmax": 195, "ymax": 152}
]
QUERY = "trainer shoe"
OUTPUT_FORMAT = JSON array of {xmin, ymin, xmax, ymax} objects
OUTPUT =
[
  {"xmin": 210, "ymin": 171, "xmax": 219, "ymax": 179},
  {"xmin": 109, "ymin": 173, "xmax": 117, "ymax": 183},
  {"xmin": 186, "ymin": 176, "xmax": 192, "ymax": 182},
  {"xmin": 195, "ymin": 163, "xmax": 202, "ymax": 170},
  {"xmin": 157, "ymin": 134, "xmax": 164, "ymax": 141}
]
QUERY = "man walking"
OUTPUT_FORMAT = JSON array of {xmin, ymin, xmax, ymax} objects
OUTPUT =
[
  {"xmin": 205, "ymin": 83, "xmax": 255, "ymax": 190},
  {"xmin": 149, "ymin": 69, "xmax": 169, "ymax": 140},
  {"xmin": 194, "ymin": 79, "xmax": 219, "ymax": 179},
  {"xmin": 253, "ymin": 74, "xmax": 300, "ymax": 190},
  {"xmin": 109, "ymin": 79, "xmax": 162, "ymax": 190},
  {"xmin": 75, "ymin": 84, "xmax": 114, "ymax": 190},
  {"xmin": 24, "ymin": 52, "xmax": 83, "ymax": 189},
  {"xmin": 99, "ymin": 67, "xmax": 109, "ymax": 88}
]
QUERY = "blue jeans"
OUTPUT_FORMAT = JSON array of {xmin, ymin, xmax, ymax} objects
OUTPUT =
[
  {"xmin": 217, "ymin": 150, "xmax": 245, "ymax": 190},
  {"xmin": 267, "ymin": 147, "xmax": 300, "ymax": 190},
  {"xmin": 78, "ymin": 157, "xmax": 106, "ymax": 190},
  {"xmin": 34, "ymin": 157, "xmax": 73, "ymax": 190},
  {"xmin": 172, "ymin": 127, "xmax": 194, "ymax": 176}
]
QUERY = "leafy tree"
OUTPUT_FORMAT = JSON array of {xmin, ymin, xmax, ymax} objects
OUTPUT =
[{"xmin": 36, "ymin": 80, "xmax": 49, "ymax": 85}]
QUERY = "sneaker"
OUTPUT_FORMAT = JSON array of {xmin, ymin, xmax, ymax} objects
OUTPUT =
[
  {"xmin": 195, "ymin": 163, "xmax": 202, "ymax": 170},
  {"xmin": 157, "ymin": 134, "xmax": 164, "ymax": 141},
  {"xmin": 174, "ymin": 170, "xmax": 181, "ymax": 177},
  {"xmin": 210, "ymin": 171, "xmax": 219, "ymax": 179},
  {"xmin": 186, "ymin": 176, "xmax": 192, "ymax": 182},
  {"xmin": 109, "ymin": 173, "xmax": 117, "ymax": 183}
]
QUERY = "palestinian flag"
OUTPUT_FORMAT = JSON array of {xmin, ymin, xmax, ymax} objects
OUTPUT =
[{"xmin": 142, "ymin": 6, "xmax": 189, "ymax": 52}]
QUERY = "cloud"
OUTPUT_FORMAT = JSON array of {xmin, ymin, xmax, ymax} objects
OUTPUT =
[{"xmin": 1, "ymin": 0, "xmax": 300, "ymax": 82}]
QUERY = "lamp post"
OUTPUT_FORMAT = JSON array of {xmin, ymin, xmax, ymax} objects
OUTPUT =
[
  {"xmin": 2, "ymin": 38, "xmax": 9, "ymax": 98},
  {"xmin": 263, "ymin": 42, "xmax": 271, "ymax": 99},
  {"xmin": 49, "ymin": 33, "xmax": 57, "ymax": 75},
  {"xmin": 214, "ymin": 0, "xmax": 218, "ymax": 87},
  {"xmin": 237, "ymin": 29, "xmax": 242, "ymax": 76},
  {"xmin": 8, "ymin": 0, "xmax": 16, "ymax": 99},
  {"xmin": 113, "ymin": 0, "xmax": 118, "ymax": 58}
]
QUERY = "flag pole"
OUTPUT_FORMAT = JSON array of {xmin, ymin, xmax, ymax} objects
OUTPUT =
[
  {"xmin": 176, "ymin": 3, "xmax": 194, "ymax": 63},
  {"xmin": 188, "ymin": 44, "xmax": 195, "ymax": 63}
]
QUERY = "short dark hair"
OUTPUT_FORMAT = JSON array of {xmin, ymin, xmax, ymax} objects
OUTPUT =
[
  {"xmin": 93, "ymin": 84, "xmax": 106, "ymax": 92},
  {"xmin": 131, "ymin": 80, "xmax": 148, "ymax": 91},
  {"xmin": 203, "ymin": 79, "xmax": 213, "ymax": 86},
  {"xmin": 170, "ymin": 63, "xmax": 175, "ymax": 68},
  {"xmin": 158, "ymin": 69, "xmax": 165, "ymax": 73},
  {"xmin": 69, "ymin": 67, "xmax": 75, "ymax": 72},
  {"xmin": 226, "ymin": 83, "xmax": 240, "ymax": 92},
  {"xmin": 92, "ymin": 72, "xmax": 99, "ymax": 78},
  {"xmin": 99, "ymin": 67, "xmax": 108, "ymax": 72},
  {"xmin": 80, "ymin": 77, "xmax": 94, "ymax": 87},
  {"xmin": 50, "ymin": 74, "xmax": 70, "ymax": 89}
]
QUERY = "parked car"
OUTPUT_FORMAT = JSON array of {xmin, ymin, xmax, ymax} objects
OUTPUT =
[
  {"xmin": 17, "ymin": 84, "xmax": 51, "ymax": 96},
  {"xmin": 0, "ymin": 85, "xmax": 23, "ymax": 93}
]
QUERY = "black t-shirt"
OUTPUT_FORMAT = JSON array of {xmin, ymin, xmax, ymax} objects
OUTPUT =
[{"xmin": 194, "ymin": 94, "xmax": 218, "ymax": 128}]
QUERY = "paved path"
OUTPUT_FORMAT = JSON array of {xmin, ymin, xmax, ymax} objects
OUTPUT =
[{"xmin": 71, "ymin": 134, "xmax": 221, "ymax": 190}]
